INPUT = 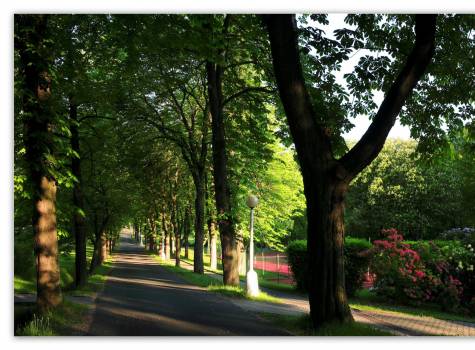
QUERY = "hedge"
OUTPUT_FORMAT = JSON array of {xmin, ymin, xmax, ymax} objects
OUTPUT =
[{"xmin": 286, "ymin": 237, "xmax": 372, "ymax": 297}]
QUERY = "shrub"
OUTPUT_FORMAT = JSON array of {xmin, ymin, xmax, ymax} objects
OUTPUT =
[
  {"xmin": 409, "ymin": 239, "xmax": 474, "ymax": 313},
  {"xmin": 369, "ymin": 229, "xmax": 430, "ymax": 304},
  {"xmin": 286, "ymin": 237, "xmax": 372, "ymax": 296},
  {"xmin": 286, "ymin": 240, "xmax": 308, "ymax": 291},
  {"xmin": 344, "ymin": 237, "xmax": 372, "ymax": 297},
  {"xmin": 369, "ymin": 229, "xmax": 474, "ymax": 312}
]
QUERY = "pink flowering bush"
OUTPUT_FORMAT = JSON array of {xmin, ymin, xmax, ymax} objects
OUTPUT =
[
  {"xmin": 370, "ymin": 229, "xmax": 429, "ymax": 303},
  {"xmin": 369, "ymin": 229, "xmax": 464, "ymax": 310}
]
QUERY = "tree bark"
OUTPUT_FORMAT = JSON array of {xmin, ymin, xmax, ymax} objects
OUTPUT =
[
  {"xmin": 208, "ymin": 219, "xmax": 218, "ymax": 270},
  {"xmin": 16, "ymin": 14, "xmax": 62, "ymax": 311},
  {"xmin": 184, "ymin": 206, "xmax": 190, "ymax": 259},
  {"xmin": 206, "ymin": 61, "xmax": 240, "ymax": 285},
  {"xmin": 264, "ymin": 14, "xmax": 436, "ymax": 327},
  {"xmin": 70, "ymin": 101, "xmax": 87, "ymax": 288},
  {"xmin": 192, "ymin": 176, "xmax": 205, "ymax": 273}
]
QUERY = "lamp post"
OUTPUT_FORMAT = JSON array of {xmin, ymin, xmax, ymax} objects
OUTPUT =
[{"xmin": 246, "ymin": 194, "xmax": 259, "ymax": 297}]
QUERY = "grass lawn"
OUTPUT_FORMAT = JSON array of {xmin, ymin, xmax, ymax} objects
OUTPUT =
[
  {"xmin": 155, "ymin": 255, "xmax": 282, "ymax": 304},
  {"xmin": 14, "ymin": 244, "xmax": 113, "ymax": 295},
  {"xmin": 349, "ymin": 289, "xmax": 475, "ymax": 324},
  {"xmin": 259, "ymin": 313, "xmax": 393, "ymax": 336},
  {"xmin": 15, "ymin": 245, "xmax": 115, "ymax": 335},
  {"xmin": 16, "ymin": 300, "xmax": 90, "ymax": 336}
]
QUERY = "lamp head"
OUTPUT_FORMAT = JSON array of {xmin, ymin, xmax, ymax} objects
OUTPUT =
[{"xmin": 246, "ymin": 194, "xmax": 259, "ymax": 208}]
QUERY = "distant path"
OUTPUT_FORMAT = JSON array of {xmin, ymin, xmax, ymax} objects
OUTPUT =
[{"xmin": 87, "ymin": 232, "xmax": 289, "ymax": 336}]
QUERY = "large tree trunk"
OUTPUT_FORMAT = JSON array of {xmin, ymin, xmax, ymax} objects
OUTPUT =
[
  {"xmin": 16, "ymin": 14, "xmax": 62, "ymax": 311},
  {"xmin": 264, "ymin": 14, "xmax": 437, "ymax": 327},
  {"xmin": 306, "ymin": 178, "xmax": 352, "ymax": 324},
  {"xmin": 70, "ymin": 101, "xmax": 87, "ymax": 288},
  {"xmin": 206, "ymin": 62, "xmax": 240, "ymax": 285}
]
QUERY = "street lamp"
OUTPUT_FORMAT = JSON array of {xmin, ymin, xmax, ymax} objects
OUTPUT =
[{"xmin": 246, "ymin": 194, "xmax": 259, "ymax": 297}]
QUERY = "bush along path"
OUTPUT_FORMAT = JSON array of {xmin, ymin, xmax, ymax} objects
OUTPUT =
[
  {"xmin": 86, "ymin": 233, "xmax": 289, "ymax": 336},
  {"xmin": 170, "ymin": 256, "xmax": 475, "ymax": 336}
]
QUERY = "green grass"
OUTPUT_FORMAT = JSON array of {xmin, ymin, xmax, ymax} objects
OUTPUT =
[
  {"xmin": 15, "ymin": 246, "xmax": 114, "ymax": 336},
  {"xmin": 155, "ymin": 255, "xmax": 284, "ymax": 304},
  {"xmin": 156, "ymin": 256, "xmax": 222, "ymax": 287},
  {"xmin": 179, "ymin": 249, "xmax": 298, "ymax": 293},
  {"xmin": 16, "ymin": 300, "xmax": 89, "ymax": 336},
  {"xmin": 14, "ymin": 276, "xmax": 35, "ymax": 294},
  {"xmin": 15, "ymin": 244, "xmax": 113, "ymax": 295},
  {"xmin": 207, "ymin": 285, "xmax": 283, "ymax": 304},
  {"xmin": 259, "ymin": 313, "xmax": 393, "ymax": 336},
  {"xmin": 349, "ymin": 289, "xmax": 475, "ymax": 324}
]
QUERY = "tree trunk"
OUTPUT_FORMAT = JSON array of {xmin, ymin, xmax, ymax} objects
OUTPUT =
[
  {"xmin": 163, "ymin": 217, "xmax": 170, "ymax": 259},
  {"xmin": 184, "ymin": 207, "xmax": 190, "ymax": 259},
  {"xmin": 306, "ymin": 179, "xmax": 352, "ymax": 325},
  {"xmin": 70, "ymin": 101, "xmax": 87, "ymax": 288},
  {"xmin": 100, "ymin": 231, "xmax": 107, "ymax": 263},
  {"xmin": 172, "ymin": 196, "xmax": 181, "ymax": 267},
  {"xmin": 192, "ymin": 175, "xmax": 205, "ymax": 274},
  {"xmin": 206, "ymin": 61, "xmax": 239, "ymax": 285},
  {"xmin": 208, "ymin": 219, "xmax": 217, "ymax": 270},
  {"xmin": 17, "ymin": 14, "xmax": 62, "ymax": 311}
]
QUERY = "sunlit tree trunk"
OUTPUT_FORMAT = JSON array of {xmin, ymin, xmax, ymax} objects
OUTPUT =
[
  {"xmin": 16, "ymin": 14, "xmax": 62, "ymax": 311},
  {"xmin": 206, "ymin": 61, "xmax": 240, "ymax": 286}
]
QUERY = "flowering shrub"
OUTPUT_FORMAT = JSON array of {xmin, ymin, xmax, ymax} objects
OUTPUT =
[
  {"xmin": 409, "ymin": 239, "xmax": 474, "ymax": 312},
  {"xmin": 370, "ymin": 229, "xmax": 432, "ymax": 304}
]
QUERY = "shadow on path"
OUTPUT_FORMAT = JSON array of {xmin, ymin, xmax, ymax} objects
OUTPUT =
[{"xmin": 88, "ymin": 233, "xmax": 289, "ymax": 336}]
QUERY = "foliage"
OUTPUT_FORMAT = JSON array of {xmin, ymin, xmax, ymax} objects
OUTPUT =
[
  {"xmin": 286, "ymin": 238, "xmax": 371, "ymax": 296},
  {"xmin": 286, "ymin": 240, "xmax": 308, "ymax": 290},
  {"xmin": 346, "ymin": 139, "xmax": 468, "ymax": 240},
  {"xmin": 344, "ymin": 237, "xmax": 372, "ymax": 296},
  {"xmin": 369, "ymin": 229, "xmax": 474, "ymax": 314}
]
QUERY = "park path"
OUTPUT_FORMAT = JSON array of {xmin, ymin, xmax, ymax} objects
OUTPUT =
[
  {"xmin": 177, "ymin": 260, "xmax": 475, "ymax": 336},
  {"xmin": 87, "ymin": 232, "xmax": 290, "ymax": 336}
]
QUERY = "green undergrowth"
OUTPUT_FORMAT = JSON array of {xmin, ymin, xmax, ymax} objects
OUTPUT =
[
  {"xmin": 16, "ymin": 251, "xmax": 114, "ymax": 336},
  {"xmin": 155, "ymin": 255, "xmax": 284, "ymax": 304},
  {"xmin": 259, "ymin": 313, "xmax": 393, "ymax": 336},
  {"xmin": 16, "ymin": 300, "xmax": 89, "ymax": 336}
]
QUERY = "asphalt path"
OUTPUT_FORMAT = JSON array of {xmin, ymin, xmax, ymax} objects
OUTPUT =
[{"xmin": 88, "ymin": 233, "xmax": 289, "ymax": 336}]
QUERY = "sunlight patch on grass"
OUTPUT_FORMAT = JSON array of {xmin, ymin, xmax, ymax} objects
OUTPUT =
[
  {"xmin": 14, "ymin": 276, "xmax": 35, "ymax": 294},
  {"xmin": 208, "ymin": 285, "xmax": 283, "ymax": 304},
  {"xmin": 155, "ymin": 254, "xmax": 285, "ymax": 304}
]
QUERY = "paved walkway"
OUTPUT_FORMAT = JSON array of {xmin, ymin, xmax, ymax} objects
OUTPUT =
[
  {"xmin": 176, "ymin": 259, "xmax": 475, "ymax": 336},
  {"xmin": 86, "ymin": 234, "xmax": 290, "ymax": 336}
]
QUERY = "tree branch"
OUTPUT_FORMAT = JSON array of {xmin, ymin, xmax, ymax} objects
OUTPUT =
[
  {"xmin": 222, "ymin": 86, "xmax": 276, "ymax": 107},
  {"xmin": 340, "ymin": 15, "xmax": 437, "ymax": 180}
]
